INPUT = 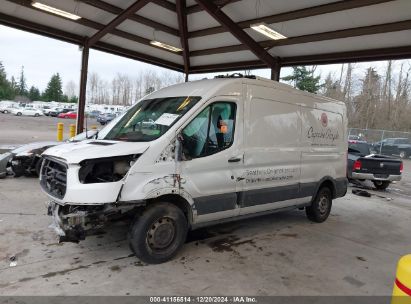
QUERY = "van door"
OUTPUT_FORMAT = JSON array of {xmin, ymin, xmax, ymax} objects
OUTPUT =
[
  {"xmin": 179, "ymin": 97, "xmax": 243, "ymax": 224},
  {"xmin": 240, "ymin": 86, "xmax": 303, "ymax": 215}
]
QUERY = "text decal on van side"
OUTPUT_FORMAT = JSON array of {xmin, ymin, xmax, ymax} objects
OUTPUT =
[{"xmin": 307, "ymin": 126, "xmax": 339, "ymax": 144}]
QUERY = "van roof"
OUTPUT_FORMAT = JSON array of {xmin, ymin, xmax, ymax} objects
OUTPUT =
[{"xmin": 148, "ymin": 77, "xmax": 344, "ymax": 107}]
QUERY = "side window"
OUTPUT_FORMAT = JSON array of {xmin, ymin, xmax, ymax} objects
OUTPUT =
[{"xmin": 181, "ymin": 102, "xmax": 236, "ymax": 159}]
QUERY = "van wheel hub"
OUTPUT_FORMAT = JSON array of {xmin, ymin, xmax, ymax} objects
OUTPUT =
[
  {"xmin": 318, "ymin": 195, "xmax": 329, "ymax": 215},
  {"xmin": 147, "ymin": 217, "xmax": 175, "ymax": 250}
]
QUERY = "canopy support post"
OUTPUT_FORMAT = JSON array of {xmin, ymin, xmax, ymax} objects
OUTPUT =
[{"xmin": 76, "ymin": 43, "xmax": 89, "ymax": 135}]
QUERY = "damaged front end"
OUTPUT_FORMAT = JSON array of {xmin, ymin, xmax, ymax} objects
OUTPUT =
[
  {"xmin": 47, "ymin": 201, "xmax": 143, "ymax": 242},
  {"xmin": 41, "ymin": 153, "xmax": 144, "ymax": 242}
]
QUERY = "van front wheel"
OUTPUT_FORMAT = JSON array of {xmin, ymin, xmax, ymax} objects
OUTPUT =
[
  {"xmin": 128, "ymin": 202, "xmax": 188, "ymax": 264},
  {"xmin": 306, "ymin": 187, "xmax": 332, "ymax": 223}
]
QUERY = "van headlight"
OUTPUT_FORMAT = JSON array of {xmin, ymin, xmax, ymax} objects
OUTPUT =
[{"xmin": 78, "ymin": 155, "xmax": 139, "ymax": 184}]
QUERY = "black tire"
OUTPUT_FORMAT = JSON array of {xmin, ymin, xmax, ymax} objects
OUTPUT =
[
  {"xmin": 4, "ymin": 110, "xmax": 8, "ymax": 114},
  {"xmin": 34, "ymin": 113, "xmax": 39, "ymax": 117},
  {"xmin": 373, "ymin": 180, "xmax": 390, "ymax": 190},
  {"xmin": 12, "ymin": 164, "xmax": 24, "ymax": 177},
  {"xmin": 399, "ymin": 150, "xmax": 408, "ymax": 159},
  {"xmin": 306, "ymin": 187, "xmax": 332, "ymax": 223},
  {"xmin": 128, "ymin": 202, "xmax": 188, "ymax": 264},
  {"xmin": 16, "ymin": 112, "xmax": 22, "ymax": 116},
  {"xmin": 35, "ymin": 158, "xmax": 43, "ymax": 177}
]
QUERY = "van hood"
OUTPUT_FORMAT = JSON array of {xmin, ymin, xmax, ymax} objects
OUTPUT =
[{"xmin": 42, "ymin": 140, "xmax": 150, "ymax": 164}]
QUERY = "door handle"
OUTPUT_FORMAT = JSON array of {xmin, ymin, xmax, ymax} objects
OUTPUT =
[{"xmin": 228, "ymin": 157, "xmax": 242, "ymax": 163}]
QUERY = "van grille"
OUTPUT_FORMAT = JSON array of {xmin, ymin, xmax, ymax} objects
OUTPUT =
[{"xmin": 40, "ymin": 157, "xmax": 67, "ymax": 199}]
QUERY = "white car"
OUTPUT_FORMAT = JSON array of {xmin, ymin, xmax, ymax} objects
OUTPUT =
[
  {"xmin": 12, "ymin": 108, "xmax": 43, "ymax": 117},
  {"xmin": 41, "ymin": 75, "xmax": 348, "ymax": 264},
  {"xmin": 0, "ymin": 106, "xmax": 15, "ymax": 114}
]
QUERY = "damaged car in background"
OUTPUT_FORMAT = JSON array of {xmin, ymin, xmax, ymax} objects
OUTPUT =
[{"xmin": 0, "ymin": 129, "xmax": 99, "ymax": 178}]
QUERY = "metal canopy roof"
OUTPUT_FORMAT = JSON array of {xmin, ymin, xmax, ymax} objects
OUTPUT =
[{"xmin": 1, "ymin": 0, "xmax": 411, "ymax": 76}]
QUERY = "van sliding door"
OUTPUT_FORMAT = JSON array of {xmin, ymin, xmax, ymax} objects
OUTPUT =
[{"xmin": 240, "ymin": 88, "xmax": 304, "ymax": 215}]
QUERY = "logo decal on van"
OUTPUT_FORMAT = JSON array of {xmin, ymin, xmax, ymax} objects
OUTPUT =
[{"xmin": 321, "ymin": 113, "xmax": 328, "ymax": 127}]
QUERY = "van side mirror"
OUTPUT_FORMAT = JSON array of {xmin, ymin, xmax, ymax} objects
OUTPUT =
[{"xmin": 175, "ymin": 134, "xmax": 183, "ymax": 161}]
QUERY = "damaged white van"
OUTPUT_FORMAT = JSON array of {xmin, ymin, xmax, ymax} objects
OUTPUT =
[{"xmin": 40, "ymin": 75, "xmax": 347, "ymax": 264}]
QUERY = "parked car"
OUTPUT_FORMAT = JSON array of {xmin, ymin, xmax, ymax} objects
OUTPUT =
[
  {"xmin": 347, "ymin": 141, "xmax": 403, "ymax": 190},
  {"xmin": 86, "ymin": 110, "xmax": 101, "ymax": 118},
  {"xmin": 58, "ymin": 111, "xmax": 77, "ymax": 119},
  {"xmin": 97, "ymin": 113, "xmax": 116, "ymax": 125},
  {"xmin": 348, "ymin": 135, "xmax": 367, "ymax": 142},
  {"xmin": 41, "ymin": 76, "xmax": 348, "ymax": 264},
  {"xmin": 372, "ymin": 138, "xmax": 411, "ymax": 159},
  {"xmin": 49, "ymin": 108, "xmax": 70, "ymax": 117},
  {"xmin": 0, "ymin": 130, "xmax": 99, "ymax": 178},
  {"xmin": 12, "ymin": 107, "xmax": 43, "ymax": 117},
  {"xmin": 42, "ymin": 106, "xmax": 53, "ymax": 116},
  {"xmin": 0, "ymin": 105, "xmax": 15, "ymax": 114}
]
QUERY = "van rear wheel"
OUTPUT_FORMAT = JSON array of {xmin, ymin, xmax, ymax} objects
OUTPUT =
[
  {"xmin": 128, "ymin": 202, "xmax": 188, "ymax": 264},
  {"xmin": 306, "ymin": 187, "xmax": 332, "ymax": 223}
]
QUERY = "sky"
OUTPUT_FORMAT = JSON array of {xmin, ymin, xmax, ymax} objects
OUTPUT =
[{"xmin": 0, "ymin": 24, "xmax": 408, "ymax": 93}]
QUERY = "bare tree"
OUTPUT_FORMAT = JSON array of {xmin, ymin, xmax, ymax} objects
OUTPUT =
[{"xmin": 64, "ymin": 80, "xmax": 77, "ymax": 98}]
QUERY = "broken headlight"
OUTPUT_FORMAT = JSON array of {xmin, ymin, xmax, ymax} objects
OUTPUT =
[{"xmin": 78, "ymin": 155, "xmax": 139, "ymax": 184}]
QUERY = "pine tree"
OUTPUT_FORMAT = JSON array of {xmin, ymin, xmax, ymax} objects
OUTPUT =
[
  {"xmin": 0, "ymin": 61, "xmax": 14, "ymax": 100},
  {"xmin": 44, "ymin": 73, "xmax": 63, "ymax": 102},
  {"xmin": 17, "ymin": 65, "xmax": 27, "ymax": 96},
  {"xmin": 28, "ymin": 86, "xmax": 41, "ymax": 101},
  {"xmin": 282, "ymin": 66, "xmax": 322, "ymax": 93}
]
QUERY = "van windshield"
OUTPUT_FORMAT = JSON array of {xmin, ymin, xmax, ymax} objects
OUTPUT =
[{"xmin": 104, "ymin": 96, "xmax": 201, "ymax": 142}]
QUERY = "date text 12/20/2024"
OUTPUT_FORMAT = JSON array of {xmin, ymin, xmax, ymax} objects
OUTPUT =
[{"xmin": 150, "ymin": 297, "xmax": 257, "ymax": 303}]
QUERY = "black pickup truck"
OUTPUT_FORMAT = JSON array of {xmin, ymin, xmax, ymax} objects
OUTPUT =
[
  {"xmin": 347, "ymin": 141, "xmax": 403, "ymax": 190},
  {"xmin": 371, "ymin": 137, "xmax": 411, "ymax": 159}
]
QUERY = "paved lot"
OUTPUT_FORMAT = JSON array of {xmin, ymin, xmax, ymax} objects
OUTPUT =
[
  {"xmin": 0, "ymin": 165, "xmax": 410, "ymax": 296},
  {"xmin": 0, "ymin": 114, "xmax": 410, "ymax": 296},
  {"xmin": 0, "ymin": 113, "xmax": 98, "ymax": 146}
]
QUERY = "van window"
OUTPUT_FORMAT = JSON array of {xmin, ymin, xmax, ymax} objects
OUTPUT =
[
  {"xmin": 182, "ymin": 102, "xmax": 236, "ymax": 159},
  {"xmin": 104, "ymin": 96, "xmax": 201, "ymax": 142}
]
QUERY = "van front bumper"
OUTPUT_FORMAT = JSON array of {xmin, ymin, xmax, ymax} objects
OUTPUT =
[
  {"xmin": 47, "ymin": 201, "xmax": 110, "ymax": 242},
  {"xmin": 351, "ymin": 172, "xmax": 401, "ymax": 181},
  {"xmin": 47, "ymin": 200, "xmax": 142, "ymax": 242}
]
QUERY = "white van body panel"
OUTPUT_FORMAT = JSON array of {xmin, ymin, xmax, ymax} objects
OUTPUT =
[{"xmin": 40, "ymin": 77, "xmax": 347, "ymax": 236}]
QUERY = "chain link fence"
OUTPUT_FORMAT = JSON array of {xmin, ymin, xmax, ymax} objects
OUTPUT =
[{"xmin": 348, "ymin": 128, "xmax": 411, "ymax": 158}]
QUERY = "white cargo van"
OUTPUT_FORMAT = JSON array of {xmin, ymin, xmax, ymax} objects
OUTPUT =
[{"xmin": 40, "ymin": 75, "xmax": 347, "ymax": 264}]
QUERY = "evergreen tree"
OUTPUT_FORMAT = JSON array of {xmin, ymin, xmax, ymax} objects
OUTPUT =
[
  {"xmin": 69, "ymin": 96, "xmax": 79, "ymax": 103},
  {"xmin": 10, "ymin": 76, "xmax": 18, "ymax": 97},
  {"xmin": 17, "ymin": 66, "xmax": 27, "ymax": 96},
  {"xmin": 0, "ymin": 61, "xmax": 14, "ymax": 100},
  {"xmin": 282, "ymin": 66, "xmax": 322, "ymax": 93},
  {"xmin": 28, "ymin": 86, "xmax": 41, "ymax": 101},
  {"xmin": 44, "ymin": 73, "xmax": 63, "ymax": 101}
]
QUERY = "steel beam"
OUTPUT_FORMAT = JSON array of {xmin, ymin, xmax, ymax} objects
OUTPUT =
[
  {"xmin": 189, "ymin": 45, "xmax": 411, "ymax": 73},
  {"xmin": 271, "ymin": 63, "xmax": 281, "ymax": 81},
  {"xmin": 194, "ymin": 0, "xmax": 278, "ymax": 69},
  {"xmin": 176, "ymin": 0, "xmax": 190, "ymax": 81},
  {"xmin": 87, "ymin": 0, "xmax": 151, "ymax": 47},
  {"xmin": 151, "ymin": 0, "xmax": 176, "ymax": 12},
  {"xmin": 188, "ymin": 0, "xmax": 394, "ymax": 38},
  {"xmin": 78, "ymin": 0, "xmax": 179, "ymax": 36},
  {"xmin": 0, "ymin": 13, "xmax": 184, "ymax": 72},
  {"xmin": 190, "ymin": 19, "xmax": 411, "ymax": 57},
  {"xmin": 6, "ymin": 0, "xmax": 179, "ymax": 55},
  {"xmin": 186, "ymin": 0, "xmax": 241, "ymax": 14},
  {"xmin": 76, "ymin": 44, "xmax": 89, "ymax": 135}
]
